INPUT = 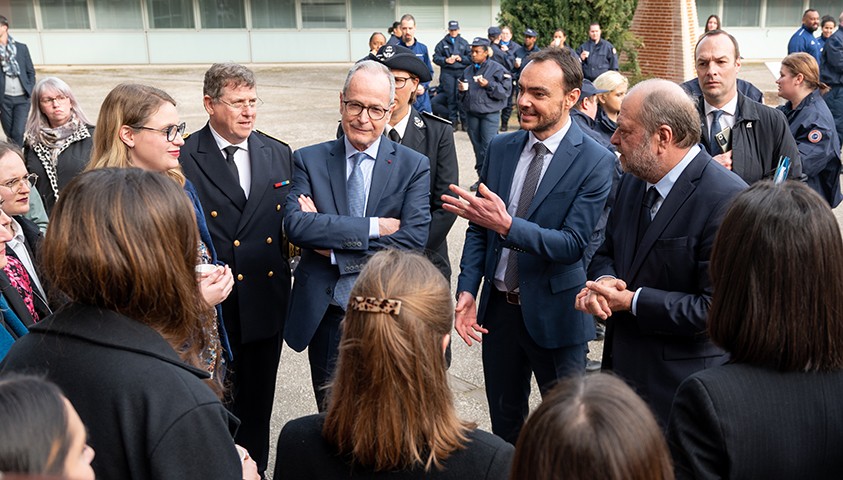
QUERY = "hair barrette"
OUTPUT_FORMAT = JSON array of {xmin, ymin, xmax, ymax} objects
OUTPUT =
[{"xmin": 350, "ymin": 296, "xmax": 402, "ymax": 315}]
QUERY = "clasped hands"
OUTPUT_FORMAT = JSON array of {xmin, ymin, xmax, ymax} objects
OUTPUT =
[
  {"xmin": 574, "ymin": 277, "xmax": 635, "ymax": 320},
  {"xmin": 296, "ymin": 194, "xmax": 399, "ymax": 257}
]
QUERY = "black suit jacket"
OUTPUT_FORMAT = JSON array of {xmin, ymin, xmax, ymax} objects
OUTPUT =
[
  {"xmin": 668, "ymin": 364, "xmax": 843, "ymax": 479},
  {"xmin": 0, "ymin": 40, "xmax": 35, "ymax": 101},
  {"xmin": 588, "ymin": 150, "xmax": 747, "ymax": 424},
  {"xmin": 180, "ymin": 124, "xmax": 294, "ymax": 344}
]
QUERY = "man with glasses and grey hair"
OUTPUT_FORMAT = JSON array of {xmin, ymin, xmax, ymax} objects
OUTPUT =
[
  {"xmin": 284, "ymin": 60, "xmax": 431, "ymax": 411},
  {"xmin": 179, "ymin": 62, "xmax": 294, "ymax": 478}
]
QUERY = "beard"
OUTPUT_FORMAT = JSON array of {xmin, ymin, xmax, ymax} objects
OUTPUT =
[
  {"xmin": 621, "ymin": 138, "xmax": 661, "ymax": 183},
  {"xmin": 520, "ymin": 105, "xmax": 565, "ymax": 135}
]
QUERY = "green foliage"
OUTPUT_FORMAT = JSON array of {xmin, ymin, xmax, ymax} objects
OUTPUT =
[{"xmin": 498, "ymin": 0, "xmax": 641, "ymax": 76}]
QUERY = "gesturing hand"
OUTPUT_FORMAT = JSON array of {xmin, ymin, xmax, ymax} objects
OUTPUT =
[{"xmin": 454, "ymin": 291, "xmax": 487, "ymax": 346}]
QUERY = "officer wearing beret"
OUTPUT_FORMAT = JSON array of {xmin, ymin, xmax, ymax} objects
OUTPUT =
[{"xmin": 369, "ymin": 44, "xmax": 459, "ymax": 279}]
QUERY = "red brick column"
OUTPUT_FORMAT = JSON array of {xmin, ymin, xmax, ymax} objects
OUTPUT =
[{"xmin": 630, "ymin": 0, "xmax": 698, "ymax": 82}]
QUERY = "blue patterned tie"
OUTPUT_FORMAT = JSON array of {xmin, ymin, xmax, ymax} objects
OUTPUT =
[
  {"xmin": 709, "ymin": 110, "xmax": 723, "ymax": 155},
  {"xmin": 333, "ymin": 152, "xmax": 367, "ymax": 307}
]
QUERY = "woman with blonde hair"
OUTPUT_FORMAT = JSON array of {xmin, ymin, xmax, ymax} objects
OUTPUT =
[
  {"xmin": 593, "ymin": 70, "xmax": 628, "ymax": 134},
  {"xmin": 86, "ymin": 83, "xmax": 234, "ymax": 376},
  {"xmin": 23, "ymin": 77, "xmax": 94, "ymax": 215},
  {"xmin": 0, "ymin": 168, "xmax": 253, "ymax": 479},
  {"xmin": 776, "ymin": 52, "xmax": 841, "ymax": 206},
  {"xmin": 274, "ymin": 250, "xmax": 513, "ymax": 479}
]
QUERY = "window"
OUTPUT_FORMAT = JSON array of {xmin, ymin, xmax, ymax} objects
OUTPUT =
[
  {"xmin": 93, "ymin": 0, "xmax": 143, "ymax": 29},
  {"xmin": 810, "ymin": 1, "xmax": 842, "ymax": 20},
  {"xmin": 199, "ymin": 0, "xmax": 246, "ymax": 28},
  {"xmin": 449, "ymin": 0, "xmax": 492, "ymax": 29},
  {"xmin": 722, "ymin": 0, "xmax": 761, "ymax": 27},
  {"xmin": 148, "ymin": 0, "xmax": 195, "ymax": 28},
  {"xmin": 7, "ymin": 0, "xmax": 36, "ymax": 29},
  {"xmin": 696, "ymin": 0, "xmax": 720, "ymax": 28},
  {"xmin": 350, "ymin": 0, "xmax": 393, "ymax": 29},
  {"xmin": 251, "ymin": 0, "xmax": 296, "ymax": 28},
  {"xmin": 302, "ymin": 0, "xmax": 346, "ymax": 28},
  {"xmin": 767, "ymin": 0, "xmax": 803, "ymax": 27},
  {"xmin": 41, "ymin": 0, "xmax": 90, "ymax": 29},
  {"xmin": 397, "ymin": 0, "xmax": 443, "ymax": 29}
]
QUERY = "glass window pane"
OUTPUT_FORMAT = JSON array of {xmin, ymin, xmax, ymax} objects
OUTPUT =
[
  {"xmin": 8, "ymin": 0, "xmax": 36, "ymax": 29},
  {"xmin": 397, "ymin": 0, "xmax": 443, "ymax": 29},
  {"xmin": 351, "ymin": 0, "xmax": 393, "ymax": 29},
  {"xmin": 722, "ymin": 0, "xmax": 760, "ymax": 27},
  {"xmin": 251, "ymin": 0, "xmax": 296, "ymax": 28},
  {"xmin": 696, "ymin": 0, "xmax": 719, "ymax": 28},
  {"xmin": 93, "ymin": 0, "xmax": 143, "ymax": 29},
  {"xmin": 41, "ymin": 0, "xmax": 90, "ymax": 29},
  {"xmin": 767, "ymin": 0, "xmax": 803, "ymax": 27},
  {"xmin": 448, "ymin": 0, "xmax": 491, "ymax": 29},
  {"xmin": 148, "ymin": 0, "xmax": 195, "ymax": 28},
  {"xmin": 302, "ymin": 0, "xmax": 346, "ymax": 29},
  {"xmin": 199, "ymin": 0, "xmax": 245, "ymax": 28},
  {"xmin": 810, "ymin": 2, "xmax": 843, "ymax": 19}
]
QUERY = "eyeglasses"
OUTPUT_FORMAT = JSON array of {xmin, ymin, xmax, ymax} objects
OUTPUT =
[
  {"xmin": 134, "ymin": 122, "xmax": 186, "ymax": 142},
  {"xmin": 217, "ymin": 98, "xmax": 263, "ymax": 111},
  {"xmin": 40, "ymin": 94, "xmax": 69, "ymax": 105},
  {"xmin": 393, "ymin": 76, "xmax": 417, "ymax": 89},
  {"xmin": 1, "ymin": 173, "xmax": 37, "ymax": 193},
  {"xmin": 343, "ymin": 101, "xmax": 391, "ymax": 120}
]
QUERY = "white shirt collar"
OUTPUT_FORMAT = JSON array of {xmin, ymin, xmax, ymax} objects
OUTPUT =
[
  {"xmin": 387, "ymin": 108, "xmax": 412, "ymax": 140},
  {"xmin": 209, "ymin": 124, "xmax": 250, "ymax": 152},
  {"xmin": 344, "ymin": 135, "xmax": 381, "ymax": 160},
  {"xmin": 650, "ymin": 145, "xmax": 701, "ymax": 199},
  {"xmin": 704, "ymin": 93, "xmax": 738, "ymax": 117},
  {"xmin": 523, "ymin": 116, "xmax": 572, "ymax": 156}
]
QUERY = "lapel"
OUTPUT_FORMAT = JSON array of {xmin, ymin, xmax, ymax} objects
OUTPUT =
[
  {"xmin": 192, "ymin": 124, "xmax": 247, "ymax": 211},
  {"xmin": 366, "ymin": 139, "xmax": 398, "ymax": 216},
  {"xmin": 697, "ymin": 95, "xmax": 710, "ymax": 147},
  {"xmin": 525, "ymin": 122, "xmax": 582, "ymax": 219},
  {"xmin": 236, "ymin": 132, "xmax": 270, "ymax": 235},
  {"xmin": 400, "ymin": 109, "xmax": 426, "ymax": 153},
  {"xmin": 627, "ymin": 153, "xmax": 707, "ymax": 281},
  {"xmin": 328, "ymin": 139, "xmax": 349, "ymax": 215},
  {"xmin": 497, "ymin": 131, "xmax": 529, "ymax": 206}
]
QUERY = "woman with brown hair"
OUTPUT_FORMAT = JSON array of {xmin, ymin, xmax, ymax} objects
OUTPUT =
[
  {"xmin": 86, "ymin": 83, "xmax": 234, "ymax": 376},
  {"xmin": 274, "ymin": 250, "xmax": 513, "ymax": 479},
  {"xmin": 510, "ymin": 373, "xmax": 674, "ymax": 480},
  {"xmin": 668, "ymin": 181, "xmax": 843, "ymax": 478},
  {"xmin": 0, "ymin": 168, "xmax": 253, "ymax": 479},
  {"xmin": 776, "ymin": 52, "xmax": 842, "ymax": 206}
]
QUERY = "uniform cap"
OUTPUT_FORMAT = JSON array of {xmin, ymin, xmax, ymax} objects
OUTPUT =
[
  {"xmin": 470, "ymin": 37, "xmax": 491, "ymax": 47},
  {"xmin": 578, "ymin": 79, "xmax": 609, "ymax": 102},
  {"xmin": 524, "ymin": 28, "xmax": 538, "ymax": 37},
  {"xmin": 448, "ymin": 20, "xmax": 460, "ymax": 30},
  {"xmin": 488, "ymin": 26, "xmax": 502, "ymax": 37}
]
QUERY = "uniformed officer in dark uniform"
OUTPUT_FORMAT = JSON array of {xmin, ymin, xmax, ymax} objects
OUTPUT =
[
  {"xmin": 576, "ymin": 23, "xmax": 619, "ymax": 81},
  {"xmin": 179, "ymin": 63, "xmax": 294, "ymax": 478},
  {"xmin": 368, "ymin": 45, "xmax": 460, "ymax": 279},
  {"xmin": 433, "ymin": 21, "xmax": 471, "ymax": 130}
]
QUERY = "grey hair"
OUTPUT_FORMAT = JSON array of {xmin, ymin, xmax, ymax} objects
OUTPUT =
[
  {"xmin": 342, "ymin": 60, "xmax": 396, "ymax": 106},
  {"xmin": 25, "ymin": 77, "xmax": 92, "ymax": 140},
  {"xmin": 633, "ymin": 79, "xmax": 701, "ymax": 149},
  {"xmin": 203, "ymin": 63, "xmax": 256, "ymax": 99}
]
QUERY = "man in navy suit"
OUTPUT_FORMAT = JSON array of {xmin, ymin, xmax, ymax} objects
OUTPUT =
[
  {"xmin": 577, "ymin": 79, "xmax": 747, "ymax": 426},
  {"xmin": 444, "ymin": 48, "xmax": 615, "ymax": 444},
  {"xmin": 284, "ymin": 60, "xmax": 431, "ymax": 410}
]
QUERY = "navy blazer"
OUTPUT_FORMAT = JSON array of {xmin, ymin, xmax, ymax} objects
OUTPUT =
[
  {"xmin": 588, "ymin": 150, "xmax": 747, "ymax": 425},
  {"xmin": 180, "ymin": 124, "xmax": 294, "ymax": 344},
  {"xmin": 0, "ymin": 40, "xmax": 35, "ymax": 101},
  {"xmin": 456, "ymin": 122, "xmax": 614, "ymax": 349},
  {"xmin": 283, "ymin": 137, "xmax": 431, "ymax": 352}
]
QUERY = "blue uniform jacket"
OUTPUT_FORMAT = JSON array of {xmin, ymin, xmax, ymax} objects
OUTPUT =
[
  {"xmin": 459, "ymin": 60, "xmax": 511, "ymax": 114},
  {"xmin": 778, "ymin": 89, "xmax": 843, "ymax": 206},
  {"xmin": 433, "ymin": 34, "xmax": 471, "ymax": 75},
  {"xmin": 576, "ymin": 39, "xmax": 619, "ymax": 81},
  {"xmin": 400, "ymin": 39, "xmax": 434, "ymax": 113},
  {"xmin": 821, "ymin": 28, "xmax": 843, "ymax": 86},
  {"xmin": 788, "ymin": 26, "xmax": 822, "ymax": 64}
]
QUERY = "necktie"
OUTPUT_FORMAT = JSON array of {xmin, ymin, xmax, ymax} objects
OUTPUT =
[
  {"xmin": 503, "ymin": 142, "xmax": 550, "ymax": 292},
  {"xmin": 4, "ymin": 253, "xmax": 37, "ymax": 322},
  {"xmin": 388, "ymin": 128, "xmax": 401, "ymax": 143},
  {"xmin": 223, "ymin": 145, "xmax": 240, "ymax": 185},
  {"xmin": 709, "ymin": 110, "xmax": 723, "ymax": 155},
  {"xmin": 333, "ymin": 152, "xmax": 367, "ymax": 306},
  {"xmin": 636, "ymin": 186, "xmax": 660, "ymax": 250}
]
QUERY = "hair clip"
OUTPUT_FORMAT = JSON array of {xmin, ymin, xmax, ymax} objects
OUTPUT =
[{"xmin": 350, "ymin": 296, "xmax": 402, "ymax": 315}]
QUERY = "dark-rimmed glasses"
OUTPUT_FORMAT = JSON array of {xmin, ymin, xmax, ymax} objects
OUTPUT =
[
  {"xmin": 393, "ymin": 76, "xmax": 417, "ymax": 89},
  {"xmin": 343, "ymin": 101, "xmax": 390, "ymax": 120},
  {"xmin": 134, "ymin": 122, "xmax": 186, "ymax": 142},
  {"xmin": 40, "ymin": 94, "xmax": 69, "ymax": 105},
  {"xmin": 1, "ymin": 173, "xmax": 37, "ymax": 193}
]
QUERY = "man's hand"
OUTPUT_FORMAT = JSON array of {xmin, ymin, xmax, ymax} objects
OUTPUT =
[
  {"xmin": 378, "ymin": 217, "xmax": 400, "ymax": 236},
  {"xmin": 477, "ymin": 77, "xmax": 489, "ymax": 88},
  {"xmin": 445, "ymin": 55, "xmax": 456, "ymax": 64},
  {"xmin": 713, "ymin": 150, "xmax": 732, "ymax": 170},
  {"xmin": 455, "ymin": 291, "xmax": 487, "ymax": 346},
  {"xmin": 416, "ymin": 84, "xmax": 425, "ymax": 96},
  {"xmin": 442, "ymin": 183, "xmax": 512, "ymax": 235},
  {"xmin": 574, "ymin": 278, "xmax": 634, "ymax": 320}
]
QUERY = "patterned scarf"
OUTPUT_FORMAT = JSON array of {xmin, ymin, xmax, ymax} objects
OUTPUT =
[
  {"xmin": 26, "ymin": 116, "xmax": 90, "ymax": 202},
  {"xmin": 0, "ymin": 36, "xmax": 20, "ymax": 77},
  {"xmin": 3, "ymin": 253, "xmax": 37, "ymax": 322}
]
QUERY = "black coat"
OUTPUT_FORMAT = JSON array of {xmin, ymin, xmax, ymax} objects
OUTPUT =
[
  {"xmin": 0, "ymin": 304, "xmax": 243, "ymax": 479},
  {"xmin": 24, "ymin": 124, "xmax": 94, "ymax": 215}
]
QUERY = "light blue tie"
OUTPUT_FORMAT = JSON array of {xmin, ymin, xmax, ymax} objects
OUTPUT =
[{"xmin": 333, "ymin": 152, "xmax": 367, "ymax": 307}]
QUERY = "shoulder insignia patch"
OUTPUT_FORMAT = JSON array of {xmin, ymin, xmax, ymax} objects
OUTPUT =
[
  {"xmin": 255, "ymin": 129, "xmax": 290, "ymax": 147},
  {"xmin": 808, "ymin": 129, "xmax": 822, "ymax": 143},
  {"xmin": 612, "ymin": 48, "xmax": 617, "ymax": 55}
]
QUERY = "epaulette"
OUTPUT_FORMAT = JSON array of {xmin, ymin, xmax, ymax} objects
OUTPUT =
[
  {"xmin": 182, "ymin": 132, "xmax": 191, "ymax": 140},
  {"xmin": 421, "ymin": 111, "xmax": 452, "ymax": 125},
  {"xmin": 255, "ymin": 129, "xmax": 290, "ymax": 147}
]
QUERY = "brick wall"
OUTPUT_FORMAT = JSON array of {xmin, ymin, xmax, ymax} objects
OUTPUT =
[{"xmin": 630, "ymin": 0, "xmax": 698, "ymax": 82}]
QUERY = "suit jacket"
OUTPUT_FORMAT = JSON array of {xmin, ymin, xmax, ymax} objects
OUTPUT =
[
  {"xmin": 667, "ymin": 364, "xmax": 843, "ymax": 479},
  {"xmin": 588, "ymin": 150, "xmax": 747, "ymax": 425},
  {"xmin": 283, "ymin": 137, "xmax": 431, "ymax": 352},
  {"xmin": 0, "ymin": 40, "xmax": 35, "ymax": 101},
  {"xmin": 180, "ymin": 124, "xmax": 294, "ymax": 344},
  {"xmin": 456, "ymin": 123, "xmax": 614, "ymax": 349}
]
